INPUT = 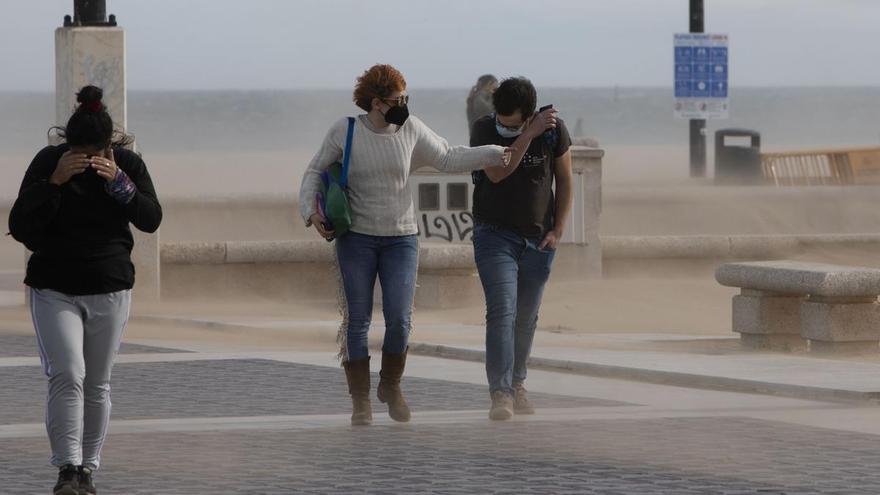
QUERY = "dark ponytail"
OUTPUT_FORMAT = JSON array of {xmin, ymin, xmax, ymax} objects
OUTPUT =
[{"xmin": 52, "ymin": 85, "xmax": 132, "ymax": 149}]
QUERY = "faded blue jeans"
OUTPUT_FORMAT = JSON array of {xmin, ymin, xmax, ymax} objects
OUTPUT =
[
  {"xmin": 336, "ymin": 232, "xmax": 419, "ymax": 361},
  {"xmin": 473, "ymin": 222, "xmax": 555, "ymax": 394}
]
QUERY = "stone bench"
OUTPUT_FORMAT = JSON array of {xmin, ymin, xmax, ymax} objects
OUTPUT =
[{"xmin": 716, "ymin": 261, "xmax": 880, "ymax": 353}]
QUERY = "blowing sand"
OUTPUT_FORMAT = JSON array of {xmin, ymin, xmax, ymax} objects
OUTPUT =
[{"xmin": 1, "ymin": 156, "xmax": 878, "ymax": 344}]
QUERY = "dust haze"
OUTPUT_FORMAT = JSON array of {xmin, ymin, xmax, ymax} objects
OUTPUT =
[{"xmin": 1, "ymin": 86, "xmax": 879, "ymax": 359}]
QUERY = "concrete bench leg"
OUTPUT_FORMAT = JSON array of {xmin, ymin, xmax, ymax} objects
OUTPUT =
[
  {"xmin": 801, "ymin": 296, "xmax": 880, "ymax": 354},
  {"xmin": 733, "ymin": 289, "xmax": 805, "ymax": 351}
]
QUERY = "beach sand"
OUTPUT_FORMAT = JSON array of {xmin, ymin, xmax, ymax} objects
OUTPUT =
[{"xmin": 2, "ymin": 147, "xmax": 879, "ymax": 342}]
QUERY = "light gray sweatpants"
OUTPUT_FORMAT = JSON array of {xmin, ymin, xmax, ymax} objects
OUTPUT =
[{"xmin": 30, "ymin": 288, "xmax": 131, "ymax": 470}]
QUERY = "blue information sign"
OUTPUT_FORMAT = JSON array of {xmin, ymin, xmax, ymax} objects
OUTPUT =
[{"xmin": 674, "ymin": 33, "xmax": 729, "ymax": 119}]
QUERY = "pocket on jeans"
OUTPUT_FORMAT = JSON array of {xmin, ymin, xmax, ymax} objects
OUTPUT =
[{"xmin": 537, "ymin": 245, "xmax": 557, "ymax": 262}]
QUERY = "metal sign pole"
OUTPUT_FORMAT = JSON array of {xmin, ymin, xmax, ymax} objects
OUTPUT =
[
  {"xmin": 65, "ymin": 0, "xmax": 117, "ymax": 27},
  {"xmin": 689, "ymin": 0, "xmax": 706, "ymax": 178}
]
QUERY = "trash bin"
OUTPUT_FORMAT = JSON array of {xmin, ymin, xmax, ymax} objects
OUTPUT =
[{"xmin": 714, "ymin": 129, "xmax": 762, "ymax": 185}]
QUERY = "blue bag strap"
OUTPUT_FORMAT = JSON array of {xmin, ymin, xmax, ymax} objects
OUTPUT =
[{"xmin": 339, "ymin": 117, "xmax": 355, "ymax": 188}]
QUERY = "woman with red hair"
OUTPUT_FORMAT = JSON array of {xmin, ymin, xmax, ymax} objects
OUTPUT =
[{"xmin": 299, "ymin": 64, "xmax": 509, "ymax": 426}]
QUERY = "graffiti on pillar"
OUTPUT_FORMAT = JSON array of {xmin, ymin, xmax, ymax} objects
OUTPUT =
[
  {"xmin": 418, "ymin": 212, "xmax": 475, "ymax": 242},
  {"xmin": 83, "ymin": 55, "xmax": 123, "ymax": 96},
  {"xmin": 82, "ymin": 54, "xmax": 124, "ymax": 123},
  {"xmin": 57, "ymin": 30, "xmax": 126, "ymax": 126}
]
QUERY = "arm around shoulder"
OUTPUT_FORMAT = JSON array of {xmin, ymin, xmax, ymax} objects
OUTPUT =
[{"xmin": 411, "ymin": 116, "xmax": 505, "ymax": 174}]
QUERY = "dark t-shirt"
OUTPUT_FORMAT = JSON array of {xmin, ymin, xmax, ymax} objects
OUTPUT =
[
  {"xmin": 470, "ymin": 114, "xmax": 571, "ymax": 238},
  {"xmin": 8, "ymin": 145, "xmax": 163, "ymax": 295}
]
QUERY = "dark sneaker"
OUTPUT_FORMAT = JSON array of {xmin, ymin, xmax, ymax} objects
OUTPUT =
[
  {"xmin": 53, "ymin": 464, "xmax": 79, "ymax": 495},
  {"xmin": 513, "ymin": 383, "xmax": 535, "ymax": 415},
  {"xmin": 77, "ymin": 466, "xmax": 96, "ymax": 495},
  {"xmin": 489, "ymin": 390, "xmax": 514, "ymax": 421}
]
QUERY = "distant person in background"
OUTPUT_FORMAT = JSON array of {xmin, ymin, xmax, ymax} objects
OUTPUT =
[
  {"xmin": 8, "ymin": 85, "xmax": 162, "ymax": 495},
  {"xmin": 467, "ymin": 74, "xmax": 498, "ymax": 137},
  {"xmin": 573, "ymin": 117, "xmax": 585, "ymax": 139},
  {"xmin": 469, "ymin": 77, "xmax": 573, "ymax": 421},
  {"xmin": 299, "ymin": 64, "xmax": 510, "ymax": 427}
]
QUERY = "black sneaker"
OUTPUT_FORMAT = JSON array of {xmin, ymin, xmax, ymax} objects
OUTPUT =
[
  {"xmin": 77, "ymin": 466, "xmax": 96, "ymax": 495},
  {"xmin": 53, "ymin": 464, "xmax": 79, "ymax": 495}
]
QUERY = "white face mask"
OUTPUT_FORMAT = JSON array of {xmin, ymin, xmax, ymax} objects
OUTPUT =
[{"xmin": 495, "ymin": 118, "xmax": 524, "ymax": 138}]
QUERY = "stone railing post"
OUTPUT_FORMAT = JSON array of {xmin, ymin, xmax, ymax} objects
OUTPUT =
[
  {"xmin": 51, "ymin": 10, "xmax": 160, "ymax": 301},
  {"xmin": 569, "ymin": 146, "xmax": 605, "ymax": 278}
]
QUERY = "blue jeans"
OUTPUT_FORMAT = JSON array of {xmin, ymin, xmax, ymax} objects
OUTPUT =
[
  {"xmin": 335, "ymin": 232, "xmax": 419, "ymax": 361},
  {"xmin": 473, "ymin": 223, "xmax": 555, "ymax": 394}
]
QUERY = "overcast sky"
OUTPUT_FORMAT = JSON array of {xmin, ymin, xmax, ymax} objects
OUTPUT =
[{"xmin": 1, "ymin": 0, "xmax": 878, "ymax": 91}]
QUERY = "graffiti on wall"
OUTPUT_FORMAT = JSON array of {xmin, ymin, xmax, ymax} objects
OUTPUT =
[{"xmin": 418, "ymin": 212, "xmax": 475, "ymax": 243}]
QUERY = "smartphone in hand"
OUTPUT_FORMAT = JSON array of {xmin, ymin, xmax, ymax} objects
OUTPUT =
[{"xmin": 538, "ymin": 104, "xmax": 556, "ymax": 145}]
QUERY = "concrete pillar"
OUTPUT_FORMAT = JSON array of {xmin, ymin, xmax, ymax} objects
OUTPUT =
[
  {"xmin": 802, "ymin": 296, "xmax": 880, "ymax": 354},
  {"xmin": 568, "ymin": 146, "xmax": 604, "ymax": 278},
  {"xmin": 53, "ymin": 23, "xmax": 160, "ymax": 301},
  {"xmin": 733, "ymin": 289, "xmax": 806, "ymax": 351},
  {"xmin": 55, "ymin": 27, "xmax": 126, "ymax": 129}
]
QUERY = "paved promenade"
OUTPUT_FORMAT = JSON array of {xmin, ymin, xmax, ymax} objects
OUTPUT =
[{"xmin": 3, "ymin": 319, "xmax": 880, "ymax": 494}]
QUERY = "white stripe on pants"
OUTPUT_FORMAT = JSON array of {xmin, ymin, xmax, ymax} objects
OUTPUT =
[{"xmin": 30, "ymin": 287, "xmax": 131, "ymax": 470}]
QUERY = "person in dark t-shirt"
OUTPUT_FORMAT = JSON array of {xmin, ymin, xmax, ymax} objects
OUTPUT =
[{"xmin": 469, "ymin": 77, "xmax": 573, "ymax": 420}]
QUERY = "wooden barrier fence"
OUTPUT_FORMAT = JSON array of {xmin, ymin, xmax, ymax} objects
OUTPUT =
[{"xmin": 761, "ymin": 147, "xmax": 880, "ymax": 186}]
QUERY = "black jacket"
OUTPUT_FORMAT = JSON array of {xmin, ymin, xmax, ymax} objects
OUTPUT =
[{"xmin": 8, "ymin": 145, "xmax": 162, "ymax": 295}]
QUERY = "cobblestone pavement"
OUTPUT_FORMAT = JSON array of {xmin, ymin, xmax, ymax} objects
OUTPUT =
[
  {"xmin": 0, "ymin": 334, "xmax": 185, "ymax": 358},
  {"xmin": 3, "ymin": 333, "xmax": 880, "ymax": 494},
  {"xmin": 4, "ymin": 417, "xmax": 880, "ymax": 494},
  {"xmin": 0, "ymin": 359, "xmax": 622, "ymax": 424}
]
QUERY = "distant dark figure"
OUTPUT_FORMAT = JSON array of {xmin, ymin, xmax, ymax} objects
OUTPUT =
[
  {"xmin": 573, "ymin": 117, "xmax": 585, "ymax": 139},
  {"xmin": 467, "ymin": 74, "xmax": 498, "ymax": 136}
]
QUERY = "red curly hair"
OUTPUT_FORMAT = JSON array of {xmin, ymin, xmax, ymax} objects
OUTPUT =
[{"xmin": 353, "ymin": 64, "xmax": 407, "ymax": 112}]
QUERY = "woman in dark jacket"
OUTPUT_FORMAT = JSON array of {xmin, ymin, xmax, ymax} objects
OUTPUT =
[
  {"xmin": 8, "ymin": 85, "xmax": 161, "ymax": 495},
  {"xmin": 466, "ymin": 74, "xmax": 498, "ymax": 136}
]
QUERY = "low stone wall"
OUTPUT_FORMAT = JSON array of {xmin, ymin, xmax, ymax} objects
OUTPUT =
[
  {"xmin": 601, "ymin": 185, "xmax": 880, "ymax": 236},
  {"xmin": 160, "ymin": 235, "xmax": 880, "ymax": 307},
  {"xmin": 602, "ymin": 234, "xmax": 880, "ymax": 277},
  {"xmin": 161, "ymin": 240, "xmax": 480, "ymax": 308},
  {"xmin": 603, "ymin": 234, "xmax": 880, "ymax": 259}
]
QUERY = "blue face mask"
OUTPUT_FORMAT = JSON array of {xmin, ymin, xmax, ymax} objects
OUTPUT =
[{"xmin": 495, "ymin": 117, "xmax": 524, "ymax": 138}]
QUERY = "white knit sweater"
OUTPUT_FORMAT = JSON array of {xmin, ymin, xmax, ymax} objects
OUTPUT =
[{"xmin": 299, "ymin": 115, "xmax": 505, "ymax": 236}]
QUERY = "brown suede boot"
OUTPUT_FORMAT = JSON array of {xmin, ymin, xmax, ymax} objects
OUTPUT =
[
  {"xmin": 343, "ymin": 357, "xmax": 372, "ymax": 426},
  {"xmin": 376, "ymin": 349, "xmax": 412, "ymax": 422}
]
